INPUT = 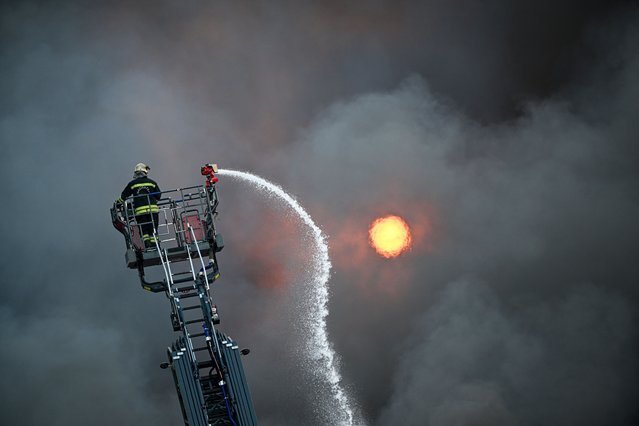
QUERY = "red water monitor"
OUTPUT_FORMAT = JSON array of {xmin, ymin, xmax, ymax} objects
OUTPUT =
[{"xmin": 201, "ymin": 163, "xmax": 219, "ymax": 187}]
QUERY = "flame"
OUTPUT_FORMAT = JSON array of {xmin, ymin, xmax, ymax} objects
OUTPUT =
[{"xmin": 369, "ymin": 215, "xmax": 412, "ymax": 258}]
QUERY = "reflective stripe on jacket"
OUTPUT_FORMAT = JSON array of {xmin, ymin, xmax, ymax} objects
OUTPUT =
[
  {"xmin": 135, "ymin": 204, "xmax": 160, "ymax": 214},
  {"xmin": 120, "ymin": 176, "xmax": 161, "ymax": 214}
]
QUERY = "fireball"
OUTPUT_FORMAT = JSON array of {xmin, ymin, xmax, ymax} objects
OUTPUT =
[{"xmin": 369, "ymin": 215, "xmax": 412, "ymax": 258}]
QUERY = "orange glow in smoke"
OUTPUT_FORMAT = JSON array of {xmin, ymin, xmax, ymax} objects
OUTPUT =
[{"xmin": 369, "ymin": 215, "xmax": 412, "ymax": 258}]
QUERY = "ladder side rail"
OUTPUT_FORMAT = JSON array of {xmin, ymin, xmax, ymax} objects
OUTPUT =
[
  {"xmin": 202, "ymin": 314, "xmax": 237, "ymax": 426},
  {"xmin": 188, "ymin": 225, "xmax": 226, "ymax": 368},
  {"xmin": 197, "ymin": 283, "xmax": 224, "ymax": 363},
  {"xmin": 188, "ymin": 224, "xmax": 221, "ymax": 370},
  {"xmin": 167, "ymin": 347, "xmax": 191, "ymax": 424},
  {"xmin": 186, "ymin": 238, "xmax": 200, "ymax": 283},
  {"xmin": 180, "ymin": 304, "xmax": 200, "ymax": 368},
  {"xmin": 189, "ymin": 225, "xmax": 211, "ymax": 291},
  {"xmin": 224, "ymin": 338, "xmax": 258, "ymax": 426},
  {"xmin": 162, "ymin": 200, "xmax": 219, "ymax": 406},
  {"xmin": 163, "ymin": 248, "xmax": 200, "ymax": 368},
  {"xmin": 219, "ymin": 341, "xmax": 242, "ymax": 424},
  {"xmin": 154, "ymin": 236, "xmax": 173, "ymax": 297},
  {"xmin": 173, "ymin": 341, "xmax": 209, "ymax": 426},
  {"xmin": 190, "ymin": 222, "xmax": 226, "ymax": 374},
  {"xmin": 198, "ymin": 288, "xmax": 222, "ymax": 366},
  {"xmin": 219, "ymin": 338, "xmax": 247, "ymax": 426}
]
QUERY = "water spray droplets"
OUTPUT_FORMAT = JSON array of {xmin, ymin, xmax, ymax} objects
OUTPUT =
[{"xmin": 218, "ymin": 169, "xmax": 357, "ymax": 425}]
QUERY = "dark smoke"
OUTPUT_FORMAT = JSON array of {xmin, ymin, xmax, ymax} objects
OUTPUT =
[{"xmin": 1, "ymin": 1, "xmax": 638, "ymax": 425}]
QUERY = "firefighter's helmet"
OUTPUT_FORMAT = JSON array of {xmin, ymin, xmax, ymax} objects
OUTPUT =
[{"xmin": 134, "ymin": 163, "xmax": 150, "ymax": 174}]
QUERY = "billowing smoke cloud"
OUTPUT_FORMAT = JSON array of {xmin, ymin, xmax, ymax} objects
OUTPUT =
[
  {"xmin": 377, "ymin": 281, "xmax": 635, "ymax": 425},
  {"xmin": 1, "ymin": 1, "xmax": 638, "ymax": 425},
  {"xmin": 283, "ymin": 63, "xmax": 639, "ymax": 424}
]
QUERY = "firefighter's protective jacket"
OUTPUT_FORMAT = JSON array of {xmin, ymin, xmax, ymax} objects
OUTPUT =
[{"xmin": 120, "ymin": 176, "xmax": 162, "ymax": 215}]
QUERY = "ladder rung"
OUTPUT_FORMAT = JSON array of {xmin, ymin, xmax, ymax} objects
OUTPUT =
[
  {"xmin": 182, "ymin": 305, "xmax": 201, "ymax": 311},
  {"xmin": 177, "ymin": 292, "xmax": 199, "ymax": 299},
  {"xmin": 184, "ymin": 318, "xmax": 204, "ymax": 325},
  {"xmin": 198, "ymin": 360, "xmax": 215, "ymax": 369},
  {"xmin": 172, "ymin": 276, "xmax": 196, "ymax": 285},
  {"xmin": 175, "ymin": 285, "xmax": 196, "ymax": 292},
  {"xmin": 172, "ymin": 271, "xmax": 193, "ymax": 276},
  {"xmin": 190, "ymin": 332, "xmax": 206, "ymax": 338},
  {"xmin": 193, "ymin": 346, "xmax": 209, "ymax": 352},
  {"xmin": 200, "ymin": 373, "xmax": 222, "ymax": 382}
]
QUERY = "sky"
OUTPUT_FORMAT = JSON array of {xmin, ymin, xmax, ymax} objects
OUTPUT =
[{"xmin": 1, "ymin": 1, "xmax": 638, "ymax": 425}]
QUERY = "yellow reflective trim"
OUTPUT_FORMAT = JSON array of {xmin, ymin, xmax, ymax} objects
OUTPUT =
[
  {"xmin": 130, "ymin": 182, "xmax": 157, "ymax": 190},
  {"xmin": 135, "ymin": 205, "xmax": 159, "ymax": 214}
]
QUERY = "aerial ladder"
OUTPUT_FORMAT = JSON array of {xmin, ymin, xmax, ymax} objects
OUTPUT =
[{"xmin": 111, "ymin": 164, "xmax": 258, "ymax": 426}]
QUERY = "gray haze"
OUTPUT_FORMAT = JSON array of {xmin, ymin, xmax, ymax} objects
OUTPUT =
[{"xmin": 1, "ymin": 1, "xmax": 638, "ymax": 425}]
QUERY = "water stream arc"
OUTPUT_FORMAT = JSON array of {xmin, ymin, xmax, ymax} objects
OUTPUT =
[{"xmin": 218, "ymin": 168, "xmax": 356, "ymax": 425}]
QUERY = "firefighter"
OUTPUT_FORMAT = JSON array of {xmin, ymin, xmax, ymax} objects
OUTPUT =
[{"xmin": 118, "ymin": 163, "xmax": 162, "ymax": 249}]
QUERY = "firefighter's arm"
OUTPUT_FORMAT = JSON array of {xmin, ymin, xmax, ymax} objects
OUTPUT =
[{"xmin": 120, "ymin": 184, "xmax": 132, "ymax": 203}]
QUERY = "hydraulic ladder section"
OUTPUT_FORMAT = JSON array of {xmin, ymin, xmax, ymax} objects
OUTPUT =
[{"xmin": 111, "ymin": 164, "xmax": 258, "ymax": 426}]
